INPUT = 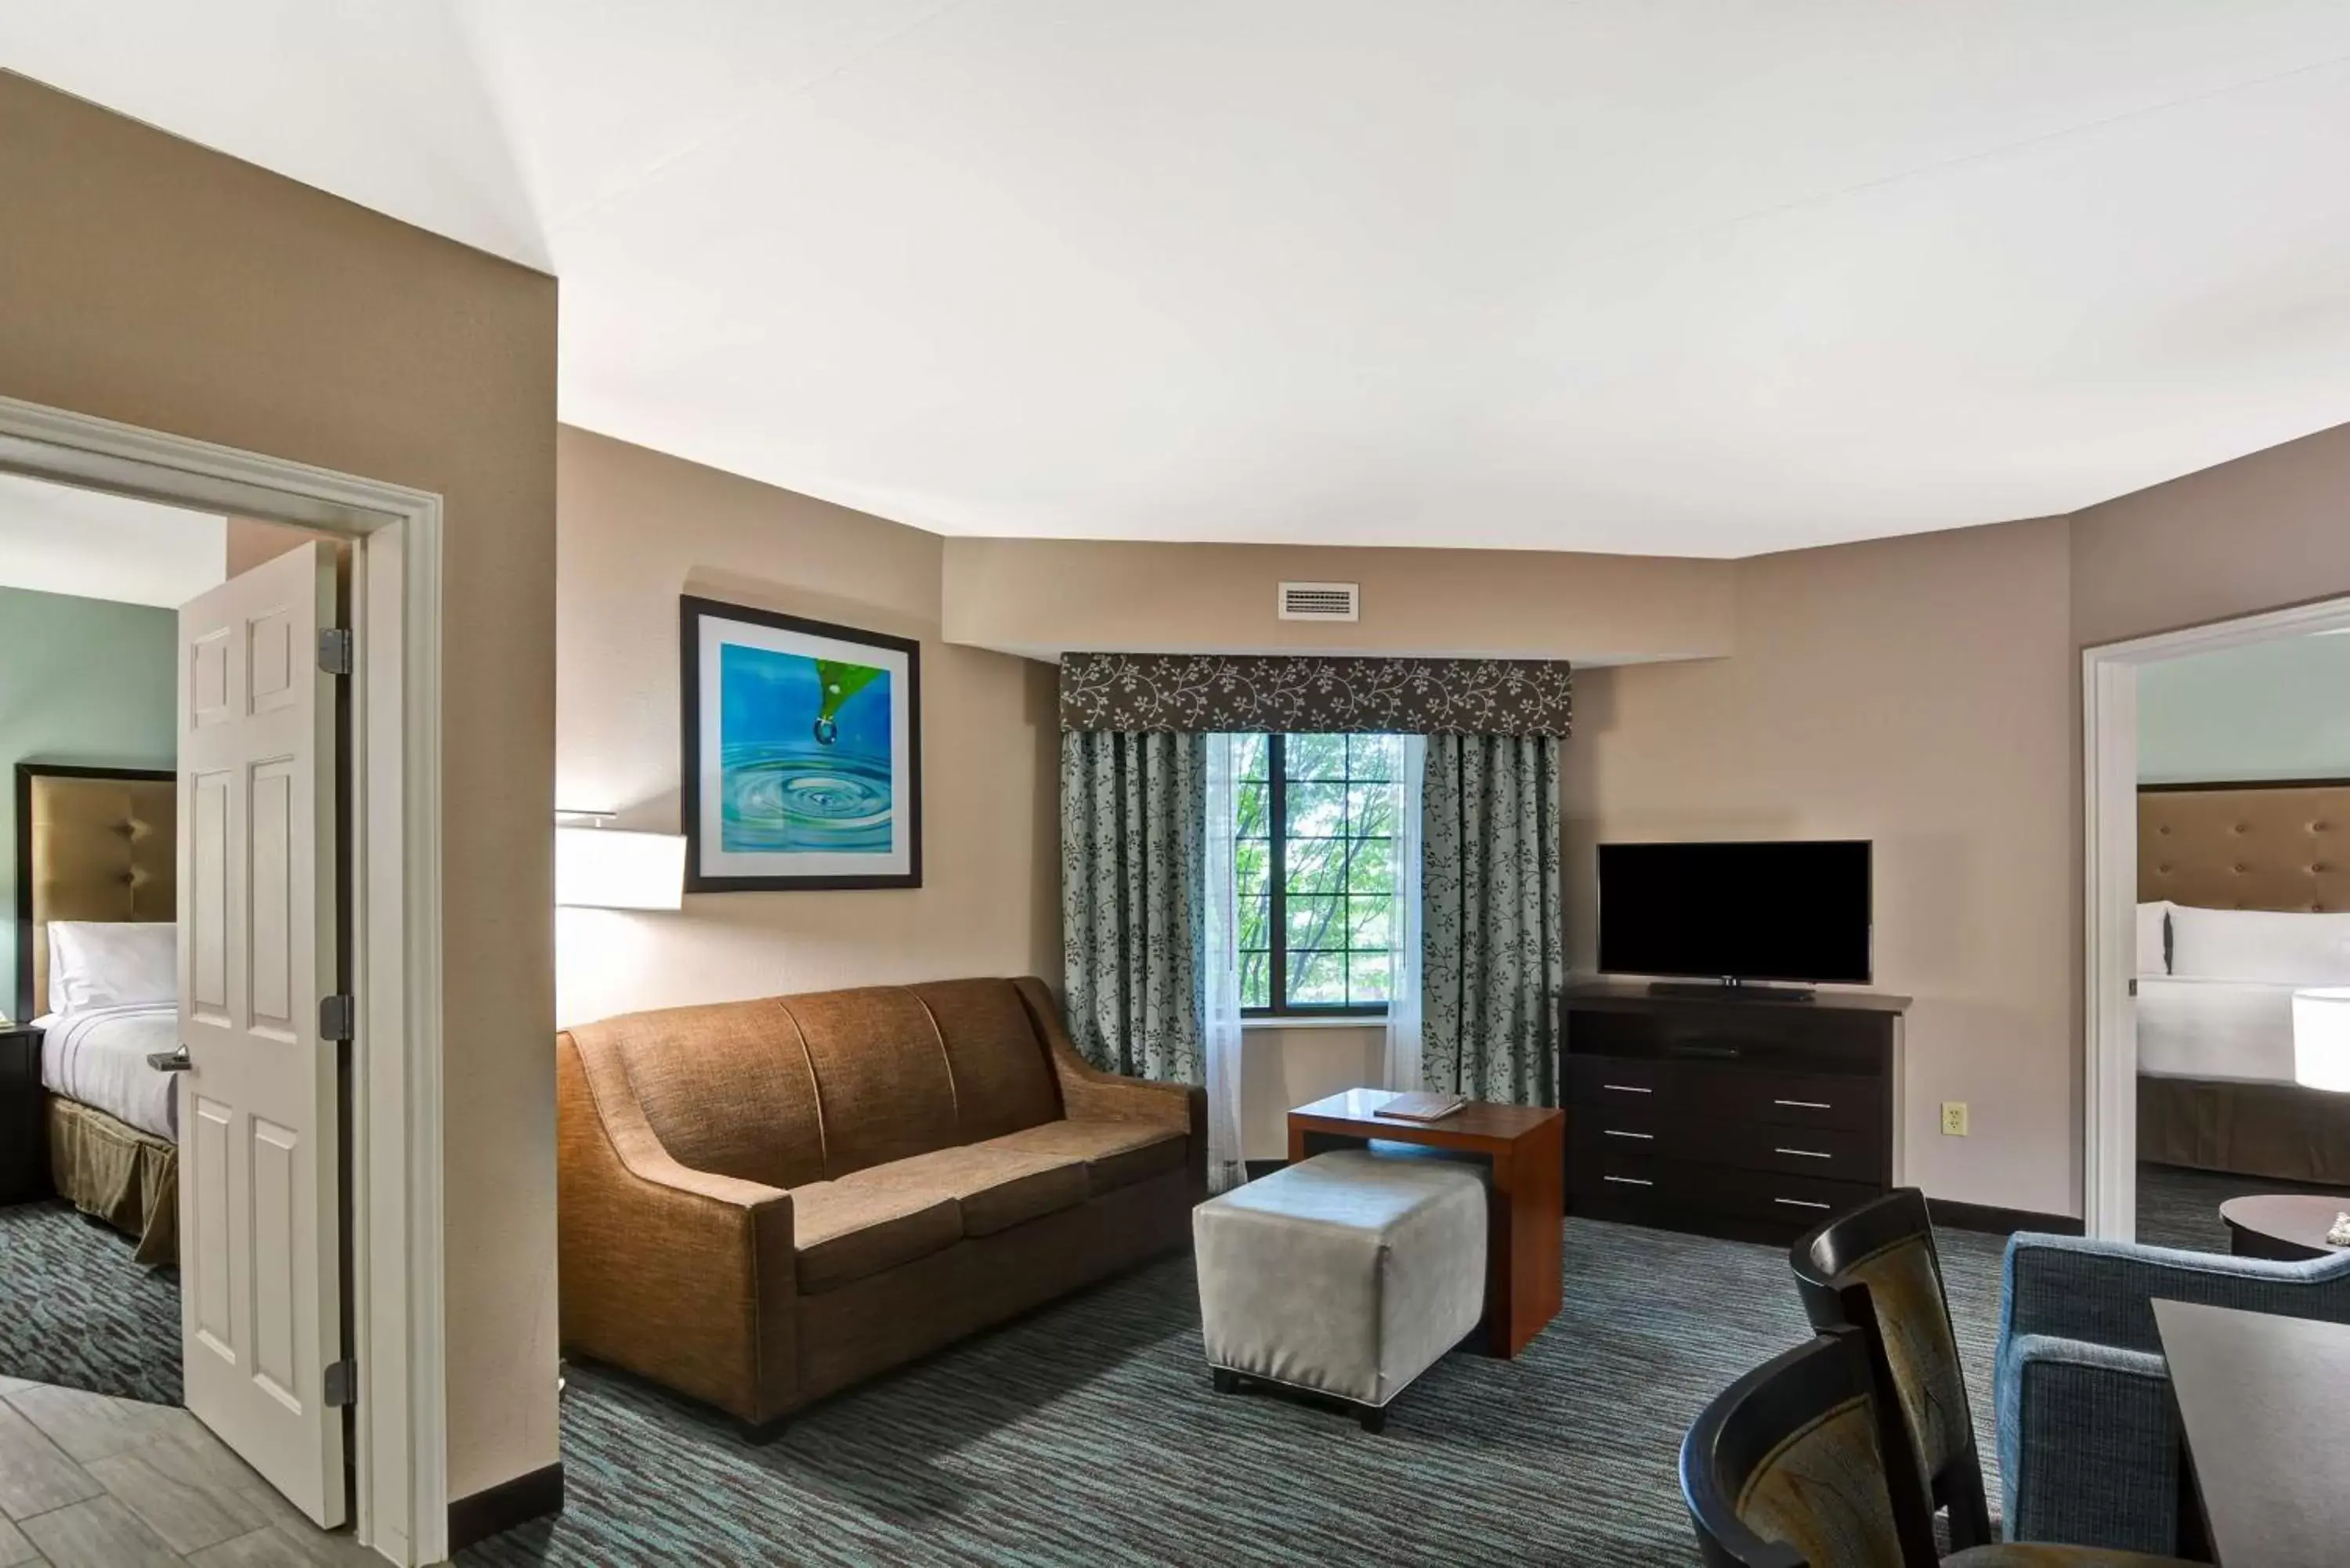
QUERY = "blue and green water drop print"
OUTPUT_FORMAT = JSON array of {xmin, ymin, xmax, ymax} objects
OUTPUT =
[{"xmin": 719, "ymin": 643, "xmax": 893, "ymax": 854}]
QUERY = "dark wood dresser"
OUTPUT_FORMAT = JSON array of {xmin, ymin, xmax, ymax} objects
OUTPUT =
[
  {"xmin": 1561, "ymin": 981, "xmax": 1908, "ymax": 1243},
  {"xmin": 1, "ymin": 1024, "xmax": 45, "ymax": 1205}
]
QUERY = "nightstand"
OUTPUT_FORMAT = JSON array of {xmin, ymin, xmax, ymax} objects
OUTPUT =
[{"xmin": 0, "ymin": 1024, "xmax": 45, "ymax": 1205}]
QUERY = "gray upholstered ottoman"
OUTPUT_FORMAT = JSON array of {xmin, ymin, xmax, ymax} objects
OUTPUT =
[{"xmin": 1193, "ymin": 1149, "xmax": 1487, "ymax": 1431}]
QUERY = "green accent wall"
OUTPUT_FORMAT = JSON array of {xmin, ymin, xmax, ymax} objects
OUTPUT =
[
  {"xmin": 2138, "ymin": 632, "xmax": 2350, "ymax": 785},
  {"xmin": 0, "ymin": 584, "xmax": 178, "ymax": 1012}
]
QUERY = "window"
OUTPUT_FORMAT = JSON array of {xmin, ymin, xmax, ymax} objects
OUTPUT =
[{"xmin": 1236, "ymin": 733, "xmax": 1400, "ymax": 1016}]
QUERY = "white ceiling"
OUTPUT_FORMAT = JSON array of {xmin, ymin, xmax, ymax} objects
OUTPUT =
[
  {"xmin": 10, "ymin": 2, "xmax": 2350, "ymax": 555},
  {"xmin": 0, "ymin": 475, "xmax": 226, "ymax": 609}
]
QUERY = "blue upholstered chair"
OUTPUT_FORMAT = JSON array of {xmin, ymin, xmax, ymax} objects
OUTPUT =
[{"xmin": 1995, "ymin": 1231, "xmax": 2350, "ymax": 1554}]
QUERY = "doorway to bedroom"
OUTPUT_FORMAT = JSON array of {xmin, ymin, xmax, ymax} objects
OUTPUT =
[
  {"xmin": 2084, "ymin": 594, "xmax": 2350, "ymax": 1247},
  {"xmin": 0, "ymin": 468, "xmax": 363, "ymax": 1545}
]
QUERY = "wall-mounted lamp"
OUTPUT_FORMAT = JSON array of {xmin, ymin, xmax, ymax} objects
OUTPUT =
[{"xmin": 555, "ymin": 810, "xmax": 686, "ymax": 911}]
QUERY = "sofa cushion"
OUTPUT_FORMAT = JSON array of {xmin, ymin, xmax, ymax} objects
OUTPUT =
[
  {"xmin": 909, "ymin": 979, "xmax": 1061, "ymax": 1143},
  {"xmin": 584, "ymin": 999, "xmax": 827, "ymax": 1190},
  {"xmin": 782, "ymin": 988, "xmax": 961, "ymax": 1179},
  {"xmin": 791, "ymin": 1182, "xmax": 962, "ymax": 1295},
  {"xmin": 980, "ymin": 1119, "xmax": 1187, "ymax": 1196},
  {"xmin": 844, "ymin": 1146, "xmax": 1090, "ymax": 1237}
]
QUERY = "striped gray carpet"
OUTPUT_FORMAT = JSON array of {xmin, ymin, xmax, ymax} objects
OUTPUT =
[
  {"xmin": 2137, "ymin": 1162, "xmax": 2350, "ymax": 1252},
  {"xmin": 0, "ymin": 1190, "xmax": 2021, "ymax": 1564},
  {"xmin": 0, "ymin": 1199, "xmax": 182, "ymax": 1405},
  {"xmin": 464, "ymin": 1218, "xmax": 2012, "ymax": 1568}
]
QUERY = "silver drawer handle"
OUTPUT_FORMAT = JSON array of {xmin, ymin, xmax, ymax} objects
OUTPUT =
[
  {"xmin": 1774, "ymin": 1147, "xmax": 1832, "ymax": 1160},
  {"xmin": 1603, "ymin": 1176, "xmax": 1654, "ymax": 1187},
  {"xmin": 1602, "ymin": 1083, "xmax": 1653, "ymax": 1094},
  {"xmin": 1773, "ymin": 1198, "xmax": 1831, "ymax": 1210},
  {"xmin": 1773, "ymin": 1098, "xmax": 1831, "ymax": 1110},
  {"xmin": 1603, "ymin": 1129, "xmax": 1654, "ymax": 1140}
]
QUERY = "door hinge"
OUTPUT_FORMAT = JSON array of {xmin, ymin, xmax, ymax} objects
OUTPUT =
[
  {"xmin": 320, "ymin": 993, "xmax": 356, "ymax": 1042},
  {"xmin": 324, "ymin": 1360, "xmax": 356, "ymax": 1408},
  {"xmin": 317, "ymin": 627, "xmax": 353, "ymax": 677}
]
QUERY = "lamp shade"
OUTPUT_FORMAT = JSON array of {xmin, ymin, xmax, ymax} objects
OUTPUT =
[
  {"xmin": 2292, "ymin": 987, "xmax": 2350, "ymax": 1093},
  {"xmin": 556, "ymin": 826, "xmax": 685, "ymax": 910}
]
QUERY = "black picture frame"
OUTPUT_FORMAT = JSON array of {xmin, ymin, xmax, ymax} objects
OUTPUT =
[{"xmin": 678, "ymin": 594, "xmax": 924, "ymax": 892}]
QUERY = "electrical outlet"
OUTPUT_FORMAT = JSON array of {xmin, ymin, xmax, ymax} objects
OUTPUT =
[{"xmin": 1941, "ymin": 1101, "xmax": 1969, "ymax": 1136}]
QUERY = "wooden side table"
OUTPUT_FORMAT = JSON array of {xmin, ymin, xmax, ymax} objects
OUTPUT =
[
  {"xmin": 2218, "ymin": 1192, "xmax": 2350, "ymax": 1261},
  {"xmin": 0, "ymin": 1024, "xmax": 47, "ymax": 1205},
  {"xmin": 1286, "ymin": 1087, "xmax": 1565, "ymax": 1357}
]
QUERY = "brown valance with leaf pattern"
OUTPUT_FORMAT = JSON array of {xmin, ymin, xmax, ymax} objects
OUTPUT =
[{"xmin": 1058, "ymin": 653, "xmax": 1571, "ymax": 736}]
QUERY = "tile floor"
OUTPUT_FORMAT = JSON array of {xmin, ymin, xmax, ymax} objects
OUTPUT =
[{"xmin": 0, "ymin": 1375, "xmax": 378, "ymax": 1567}]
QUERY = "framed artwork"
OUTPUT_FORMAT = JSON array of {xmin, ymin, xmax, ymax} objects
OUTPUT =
[{"xmin": 679, "ymin": 595, "xmax": 922, "ymax": 891}]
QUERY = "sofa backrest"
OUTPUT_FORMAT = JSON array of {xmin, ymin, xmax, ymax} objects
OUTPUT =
[{"xmin": 566, "ymin": 977, "xmax": 1065, "ymax": 1188}]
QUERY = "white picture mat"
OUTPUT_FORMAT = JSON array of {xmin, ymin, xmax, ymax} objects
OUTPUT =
[{"xmin": 695, "ymin": 614, "xmax": 914, "ymax": 880}]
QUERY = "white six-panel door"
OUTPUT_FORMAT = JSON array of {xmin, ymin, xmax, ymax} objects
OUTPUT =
[{"xmin": 177, "ymin": 540, "xmax": 347, "ymax": 1528}]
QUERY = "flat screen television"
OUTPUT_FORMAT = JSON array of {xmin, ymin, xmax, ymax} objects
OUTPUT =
[{"xmin": 1596, "ymin": 840, "xmax": 1872, "ymax": 986}]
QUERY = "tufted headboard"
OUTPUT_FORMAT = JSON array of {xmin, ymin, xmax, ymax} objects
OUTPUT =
[
  {"xmin": 13, "ymin": 764, "xmax": 176, "ymax": 1021},
  {"xmin": 2138, "ymin": 779, "xmax": 2350, "ymax": 914}
]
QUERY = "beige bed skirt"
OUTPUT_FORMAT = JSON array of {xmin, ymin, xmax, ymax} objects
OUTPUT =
[
  {"xmin": 2138, "ymin": 1074, "xmax": 2350, "ymax": 1188},
  {"xmin": 49, "ymin": 1096, "xmax": 179, "ymax": 1267}
]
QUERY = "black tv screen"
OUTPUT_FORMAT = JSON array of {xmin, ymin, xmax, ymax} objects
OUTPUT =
[{"xmin": 1596, "ymin": 840, "xmax": 1872, "ymax": 985}]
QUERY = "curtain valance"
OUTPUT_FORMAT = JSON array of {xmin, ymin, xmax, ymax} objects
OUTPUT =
[{"xmin": 1058, "ymin": 653, "xmax": 1571, "ymax": 737}]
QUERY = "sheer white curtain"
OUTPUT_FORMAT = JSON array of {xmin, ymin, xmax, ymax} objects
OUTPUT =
[
  {"xmin": 1202, "ymin": 733, "xmax": 1247, "ymax": 1191},
  {"xmin": 1383, "ymin": 734, "xmax": 1427, "ymax": 1093}
]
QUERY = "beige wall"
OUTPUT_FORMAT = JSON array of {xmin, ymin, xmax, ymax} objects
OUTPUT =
[
  {"xmin": 555, "ymin": 427, "xmax": 1061, "ymax": 1024},
  {"xmin": 0, "ymin": 75, "xmax": 560, "ymax": 1502},
  {"xmin": 942, "ymin": 536, "xmax": 1735, "ymax": 663},
  {"xmin": 1565, "ymin": 518, "xmax": 2080, "ymax": 1212},
  {"xmin": 1239, "ymin": 1026, "xmax": 1385, "ymax": 1162},
  {"xmin": 2070, "ymin": 421, "xmax": 2350, "ymax": 648}
]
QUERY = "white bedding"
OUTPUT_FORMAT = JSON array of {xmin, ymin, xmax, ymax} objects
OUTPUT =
[
  {"xmin": 41, "ymin": 1003, "xmax": 179, "ymax": 1140},
  {"xmin": 2136, "ymin": 975, "xmax": 2301, "ymax": 1086}
]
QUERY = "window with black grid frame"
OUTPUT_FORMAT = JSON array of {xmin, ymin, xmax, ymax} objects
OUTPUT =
[{"xmin": 1235, "ymin": 733, "xmax": 1400, "ymax": 1015}]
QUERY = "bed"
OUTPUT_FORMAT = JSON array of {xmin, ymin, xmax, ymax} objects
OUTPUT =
[
  {"xmin": 2137, "ymin": 779, "xmax": 2350, "ymax": 1186},
  {"xmin": 13, "ymin": 762, "xmax": 180, "ymax": 1264}
]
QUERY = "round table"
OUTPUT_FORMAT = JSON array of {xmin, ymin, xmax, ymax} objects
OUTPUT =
[{"xmin": 2218, "ymin": 1193, "xmax": 2350, "ymax": 1261}]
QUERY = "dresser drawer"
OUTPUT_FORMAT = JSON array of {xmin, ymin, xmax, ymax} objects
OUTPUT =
[
  {"xmin": 1680, "ymin": 1064, "xmax": 1882, "ymax": 1137},
  {"xmin": 1568, "ymin": 1140, "xmax": 1669, "ymax": 1202},
  {"xmin": 1570, "ymin": 1095, "xmax": 1664, "ymax": 1147},
  {"xmin": 1690, "ymin": 1118, "xmax": 1882, "ymax": 1184},
  {"xmin": 1690, "ymin": 1165, "xmax": 1879, "ymax": 1227},
  {"xmin": 1567, "ymin": 1054, "xmax": 1669, "ymax": 1105}
]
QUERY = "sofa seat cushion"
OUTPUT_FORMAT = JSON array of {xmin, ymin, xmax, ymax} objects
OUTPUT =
[
  {"xmin": 844, "ymin": 1145, "xmax": 1092, "ymax": 1237},
  {"xmin": 979, "ymin": 1118, "xmax": 1188, "ymax": 1197},
  {"xmin": 792, "ymin": 1182, "xmax": 962, "ymax": 1294}
]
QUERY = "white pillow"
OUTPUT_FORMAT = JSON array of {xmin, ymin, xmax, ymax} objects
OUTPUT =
[
  {"xmin": 2137, "ymin": 901, "xmax": 2172, "ymax": 976},
  {"xmin": 46, "ymin": 921, "xmax": 178, "ymax": 1012},
  {"xmin": 2167, "ymin": 904, "xmax": 2350, "ymax": 987}
]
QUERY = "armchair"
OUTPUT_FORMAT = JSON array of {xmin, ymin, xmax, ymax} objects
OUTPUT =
[{"xmin": 1994, "ymin": 1231, "xmax": 2350, "ymax": 1554}]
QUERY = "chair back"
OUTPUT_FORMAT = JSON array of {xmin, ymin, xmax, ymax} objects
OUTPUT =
[
  {"xmin": 1679, "ymin": 1327, "xmax": 1938, "ymax": 1568},
  {"xmin": 1791, "ymin": 1189, "xmax": 1990, "ymax": 1548}
]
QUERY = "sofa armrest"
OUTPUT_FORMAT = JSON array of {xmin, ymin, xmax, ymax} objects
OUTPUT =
[
  {"xmin": 2001, "ymin": 1230, "xmax": 2350, "ymax": 1356},
  {"xmin": 1994, "ymin": 1331, "xmax": 2180, "ymax": 1555},
  {"xmin": 1013, "ymin": 977, "xmax": 1208, "ymax": 1190},
  {"xmin": 557, "ymin": 1032, "xmax": 800, "ymax": 1424}
]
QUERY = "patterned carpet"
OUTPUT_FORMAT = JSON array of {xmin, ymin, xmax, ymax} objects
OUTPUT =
[
  {"xmin": 0, "ymin": 1199, "xmax": 182, "ymax": 1405},
  {"xmin": 462, "ymin": 1219, "xmax": 2012, "ymax": 1568},
  {"xmin": 24, "ymin": 1177, "xmax": 2308, "ymax": 1566},
  {"xmin": 2135, "ymin": 1161, "xmax": 2350, "ymax": 1252}
]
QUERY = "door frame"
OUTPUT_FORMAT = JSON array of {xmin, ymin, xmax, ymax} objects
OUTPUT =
[
  {"xmin": 2081, "ymin": 592, "xmax": 2350, "ymax": 1241},
  {"xmin": 0, "ymin": 395, "xmax": 447, "ymax": 1566}
]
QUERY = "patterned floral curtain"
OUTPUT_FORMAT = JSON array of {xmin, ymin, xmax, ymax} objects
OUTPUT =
[
  {"xmin": 1061, "ymin": 731, "xmax": 1207, "ymax": 1082},
  {"xmin": 1421, "ymin": 734, "xmax": 1564, "ymax": 1105}
]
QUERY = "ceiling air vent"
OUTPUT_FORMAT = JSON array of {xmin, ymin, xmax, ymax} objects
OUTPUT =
[{"xmin": 1278, "ymin": 581, "xmax": 1360, "ymax": 623}]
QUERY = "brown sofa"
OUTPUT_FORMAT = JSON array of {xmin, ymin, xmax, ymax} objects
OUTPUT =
[{"xmin": 556, "ymin": 975, "xmax": 1205, "ymax": 1426}]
